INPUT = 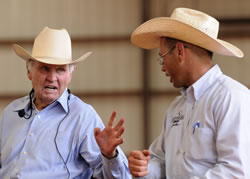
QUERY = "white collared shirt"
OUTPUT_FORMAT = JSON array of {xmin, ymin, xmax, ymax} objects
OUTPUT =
[{"xmin": 144, "ymin": 65, "xmax": 250, "ymax": 179}]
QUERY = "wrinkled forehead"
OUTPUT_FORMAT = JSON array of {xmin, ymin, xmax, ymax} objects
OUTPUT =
[{"xmin": 32, "ymin": 60, "xmax": 70, "ymax": 68}]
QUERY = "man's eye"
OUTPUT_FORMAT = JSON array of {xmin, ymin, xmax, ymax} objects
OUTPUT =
[
  {"xmin": 41, "ymin": 66, "xmax": 49, "ymax": 71},
  {"xmin": 58, "ymin": 68, "xmax": 65, "ymax": 72}
]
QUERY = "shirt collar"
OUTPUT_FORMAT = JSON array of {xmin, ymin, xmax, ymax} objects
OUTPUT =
[
  {"xmin": 182, "ymin": 64, "xmax": 223, "ymax": 102},
  {"xmin": 13, "ymin": 96, "xmax": 30, "ymax": 112},
  {"xmin": 56, "ymin": 88, "xmax": 70, "ymax": 113},
  {"xmin": 13, "ymin": 89, "xmax": 70, "ymax": 113}
]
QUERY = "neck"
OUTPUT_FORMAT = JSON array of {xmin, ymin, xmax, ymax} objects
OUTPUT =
[
  {"xmin": 186, "ymin": 56, "xmax": 214, "ymax": 86},
  {"xmin": 34, "ymin": 99, "xmax": 51, "ymax": 111}
]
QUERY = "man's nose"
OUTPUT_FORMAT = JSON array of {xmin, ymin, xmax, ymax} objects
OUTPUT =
[{"xmin": 47, "ymin": 71, "xmax": 57, "ymax": 81}]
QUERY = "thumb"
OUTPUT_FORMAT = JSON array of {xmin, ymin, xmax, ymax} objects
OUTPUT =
[
  {"xmin": 142, "ymin": 150, "xmax": 150, "ymax": 157},
  {"xmin": 94, "ymin": 128, "xmax": 101, "ymax": 137}
]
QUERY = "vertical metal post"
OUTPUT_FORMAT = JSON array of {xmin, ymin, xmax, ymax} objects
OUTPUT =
[{"xmin": 141, "ymin": 0, "xmax": 151, "ymax": 148}]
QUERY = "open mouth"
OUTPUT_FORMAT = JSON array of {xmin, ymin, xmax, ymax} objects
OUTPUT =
[{"xmin": 45, "ymin": 86, "xmax": 57, "ymax": 90}]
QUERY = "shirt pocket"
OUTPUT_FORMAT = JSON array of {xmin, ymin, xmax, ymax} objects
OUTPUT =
[{"xmin": 184, "ymin": 128, "xmax": 217, "ymax": 162}]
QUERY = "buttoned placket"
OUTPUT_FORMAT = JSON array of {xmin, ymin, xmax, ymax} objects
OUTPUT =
[
  {"xmin": 175, "ymin": 92, "xmax": 197, "ymax": 177},
  {"xmin": 177, "ymin": 88, "xmax": 197, "ymax": 156},
  {"xmin": 13, "ymin": 111, "xmax": 39, "ymax": 177}
]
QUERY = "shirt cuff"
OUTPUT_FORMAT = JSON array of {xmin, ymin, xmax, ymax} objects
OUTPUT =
[
  {"xmin": 101, "ymin": 149, "xmax": 118, "ymax": 159},
  {"xmin": 101, "ymin": 150, "xmax": 123, "ymax": 170}
]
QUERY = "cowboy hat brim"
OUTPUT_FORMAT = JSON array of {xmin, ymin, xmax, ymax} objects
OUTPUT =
[
  {"xmin": 131, "ymin": 17, "xmax": 243, "ymax": 58},
  {"xmin": 12, "ymin": 44, "xmax": 92, "ymax": 65}
]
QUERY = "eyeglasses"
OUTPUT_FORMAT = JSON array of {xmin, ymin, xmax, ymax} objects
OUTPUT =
[{"xmin": 157, "ymin": 46, "xmax": 176, "ymax": 65}]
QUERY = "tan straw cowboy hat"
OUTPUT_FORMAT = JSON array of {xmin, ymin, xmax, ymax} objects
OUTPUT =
[
  {"xmin": 131, "ymin": 7, "xmax": 243, "ymax": 58},
  {"xmin": 13, "ymin": 27, "xmax": 92, "ymax": 64}
]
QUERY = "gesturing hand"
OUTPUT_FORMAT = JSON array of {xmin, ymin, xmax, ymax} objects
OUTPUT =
[{"xmin": 94, "ymin": 111, "xmax": 125, "ymax": 158}]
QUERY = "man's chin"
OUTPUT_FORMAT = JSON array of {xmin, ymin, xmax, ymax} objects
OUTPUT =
[{"xmin": 172, "ymin": 82, "xmax": 182, "ymax": 88}]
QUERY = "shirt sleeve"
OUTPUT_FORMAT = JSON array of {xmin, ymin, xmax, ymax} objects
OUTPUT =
[
  {"xmin": 78, "ymin": 106, "xmax": 132, "ymax": 179},
  {"xmin": 87, "ymin": 145, "xmax": 131, "ymax": 179},
  {"xmin": 136, "ymin": 119, "xmax": 167, "ymax": 179},
  {"xmin": 100, "ymin": 148, "xmax": 132, "ymax": 179}
]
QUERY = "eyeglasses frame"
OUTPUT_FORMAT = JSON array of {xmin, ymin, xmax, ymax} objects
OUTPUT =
[{"xmin": 157, "ymin": 46, "xmax": 176, "ymax": 65}]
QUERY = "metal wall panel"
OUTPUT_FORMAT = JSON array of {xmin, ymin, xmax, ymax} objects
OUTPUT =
[
  {"xmin": 213, "ymin": 38, "xmax": 250, "ymax": 87},
  {"xmin": 70, "ymin": 42, "xmax": 142, "ymax": 92},
  {"xmin": 0, "ymin": 0, "xmax": 141, "ymax": 38},
  {"xmin": 149, "ymin": 0, "xmax": 250, "ymax": 18},
  {"xmin": 149, "ymin": 94, "xmax": 178, "ymax": 145},
  {"xmin": 0, "ymin": 45, "xmax": 31, "ymax": 94}
]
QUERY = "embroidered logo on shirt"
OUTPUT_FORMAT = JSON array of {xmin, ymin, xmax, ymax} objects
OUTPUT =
[{"xmin": 171, "ymin": 111, "xmax": 184, "ymax": 127}]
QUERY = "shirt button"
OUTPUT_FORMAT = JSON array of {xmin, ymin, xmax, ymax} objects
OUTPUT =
[
  {"xmin": 29, "ymin": 133, "xmax": 33, "ymax": 136},
  {"xmin": 37, "ymin": 115, "xmax": 40, "ymax": 119},
  {"xmin": 23, "ymin": 151, "xmax": 27, "ymax": 155},
  {"xmin": 109, "ymin": 162, "xmax": 112, "ymax": 166}
]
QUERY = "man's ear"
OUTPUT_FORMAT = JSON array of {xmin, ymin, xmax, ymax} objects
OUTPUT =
[
  {"xmin": 176, "ymin": 42, "xmax": 185, "ymax": 56},
  {"xmin": 72, "ymin": 65, "xmax": 76, "ymax": 73},
  {"xmin": 175, "ymin": 42, "xmax": 186, "ymax": 62}
]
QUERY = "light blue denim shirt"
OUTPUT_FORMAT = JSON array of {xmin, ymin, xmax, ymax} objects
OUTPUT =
[
  {"xmin": 0, "ymin": 89, "xmax": 131, "ymax": 179},
  {"xmin": 139, "ymin": 65, "xmax": 250, "ymax": 179}
]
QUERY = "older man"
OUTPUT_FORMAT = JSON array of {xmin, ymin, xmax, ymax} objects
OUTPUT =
[
  {"xmin": 0, "ymin": 27, "xmax": 131, "ymax": 179},
  {"xmin": 128, "ymin": 8, "xmax": 250, "ymax": 178}
]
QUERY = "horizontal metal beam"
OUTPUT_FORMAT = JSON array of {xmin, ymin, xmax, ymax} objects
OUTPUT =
[{"xmin": 0, "ymin": 35, "xmax": 131, "ymax": 46}]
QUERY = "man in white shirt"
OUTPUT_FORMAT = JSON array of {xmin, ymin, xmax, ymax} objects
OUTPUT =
[{"xmin": 128, "ymin": 7, "xmax": 250, "ymax": 178}]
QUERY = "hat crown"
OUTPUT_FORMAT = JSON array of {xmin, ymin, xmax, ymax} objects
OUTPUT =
[
  {"xmin": 130, "ymin": 7, "xmax": 243, "ymax": 58},
  {"xmin": 171, "ymin": 8, "xmax": 219, "ymax": 39},
  {"xmin": 32, "ymin": 27, "xmax": 72, "ymax": 62}
]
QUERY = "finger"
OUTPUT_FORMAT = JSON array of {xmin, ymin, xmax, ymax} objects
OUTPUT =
[
  {"xmin": 107, "ymin": 110, "xmax": 117, "ymax": 128},
  {"xmin": 142, "ymin": 150, "xmax": 150, "ymax": 162},
  {"xmin": 129, "ymin": 163, "xmax": 148, "ymax": 173},
  {"xmin": 116, "ymin": 126, "xmax": 125, "ymax": 138},
  {"xmin": 130, "ymin": 170, "xmax": 148, "ymax": 177},
  {"xmin": 129, "ymin": 162, "xmax": 148, "ymax": 177},
  {"xmin": 128, "ymin": 156, "xmax": 149, "ymax": 166},
  {"xmin": 114, "ymin": 118, "xmax": 125, "ymax": 131},
  {"xmin": 130, "ymin": 150, "xmax": 148, "ymax": 160},
  {"xmin": 115, "ymin": 137, "xmax": 124, "ymax": 146},
  {"xmin": 106, "ymin": 138, "xmax": 124, "ymax": 153}
]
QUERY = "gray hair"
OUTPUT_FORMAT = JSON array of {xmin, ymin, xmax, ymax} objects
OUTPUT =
[
  {"xmin": 26, "ymin": 59, "xmax": 33, "ymax": 72},
  {"xmin": 69, "ymin": 64, "xmax": 75, "ymax": 73}
]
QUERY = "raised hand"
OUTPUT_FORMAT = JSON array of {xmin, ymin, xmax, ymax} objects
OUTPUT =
[
  {"xmin": 128, "ymin": 150, "xmax": 150, "ymax": 177},
  {"xmin": 94, "ymin": 111, "xmax": 125, "ymax": 158}
]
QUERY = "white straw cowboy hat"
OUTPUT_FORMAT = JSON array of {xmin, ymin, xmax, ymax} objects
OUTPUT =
[
  {"xmin": 131, "ymin": 7, "xmax": 243, "ymax": 58},
  {"xmin": 13, "ymin": 27, "xmax": 92, "ymax": 64}
]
